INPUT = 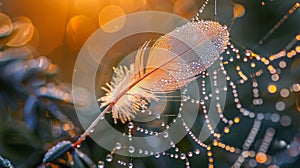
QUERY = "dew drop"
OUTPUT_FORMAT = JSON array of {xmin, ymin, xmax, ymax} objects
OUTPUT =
[
  {"xmin": 98, "ymin": 161, "xmax": 105, "ymax": 168},
  {"xmin": 180, "ymin": 153, "xmax": 186, "ymax": 160},
  {"xmin": 128, "ymin": 146, "xmax": 135, "ymax": 153},
  {"xmin": 144, "ymin": 150, "xmax": 149, "ymax": 155},
  {"xmin": 106, "ymin": 154, "xmax": 113, "ymax": 162},
  {"xmin": 115, "ymin": 142, "xmax": 121, "ymax": 150},
  {"xmin": 128, "ymin": 122, "xmax": 134, "ymax": 129},
  {"xmin": 194, "ymin": 149, "xmax": 200, "ymax": 155},
  {"xmin": 163, "ymin": 132, "xmax": 169, "ymax": 138}
]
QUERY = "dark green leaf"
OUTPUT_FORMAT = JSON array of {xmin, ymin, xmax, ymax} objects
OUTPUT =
[
  {"xmin": 24, "ymin": 95, "xmax": 38, "ymax": 130},
  {"xmin": 75, "ymin": 149, "xmax": 96, "ymax": 167},
  {"xmin": 0, "ymin": 156, "xmax": 14, "ymax": 168},
  {"xmin": 71, "ymin": 150, "xmax": 85, "ymax": 168},
  {"xmin": 43, "ymin": 141, "xmax": 72, "ymax": 163},
  {"xmin": 36, "ymin": 84, "xmax": 73, "ymax": 104},
  {"xmin": 0, "ymin": 46, "xmax": 31, "ymax": 63}
]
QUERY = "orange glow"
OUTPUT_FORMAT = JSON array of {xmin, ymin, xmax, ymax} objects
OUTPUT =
[
  {"xmin": 264, "ymin": 60, "xmax": 270, "ymax": 65},
  {"xmin": 40, "ymin": 87, "xmax": 47, "ymax": 94},
  {"xmin": 74, "ymin": 0, "xmax": 100, "ymax": 16},
  {"xmin": 268, "ymin": 84, "xmax": 277, "ymax": 93},
  {"xmin": 213, "ymin": 140, "xmax": 218, "ymax": 146},
  {"xmin": 234, "ymin": 117, "xmax": 240, "ymax": 123},
  {"xmin": 233, "ymin": 4, "xmax": 245, "ymax": 18},
  {"xmin": 295, "ymin": 46, "xmax": 300, "ymax": 53},
  {"xmin": 256, "ymin": 152, "xmax": 267, "ymax": 163},
  {"xmin": 66, "ymin": 15, "xmax": 97, "ymax": 50},
  {"xmin": 63, "ymin": 123, "xmax": 70, "ymax": 131},
  {"xmin": 0, "ymin": 13, "xmax": 13, "ymax": 36},
  {"xmin": 115, "ymin": 0, "xmax": 142, "ymax": 13},
  {"xmin": 6, "ymin": 17, "xmax": 34, "ymax": 47},
  {"xmin": 98, "ymin": 5, "xmax": 126, "ymax": 32},
  {"xmin": 230, "ymin": 147, "xmax": 235, "ymax": 153},
  {"xmin": 173, "ymin": 0, "xmax": 198, "ymax": 19},
  {"xmin": 224, "ymin": 127, "xmax": 230, "ymax": 133}
]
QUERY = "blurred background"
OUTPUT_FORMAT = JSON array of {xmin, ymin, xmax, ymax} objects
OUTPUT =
[
  {"xmin": 0, "ymin": 0, "xmax": 300, "ymax": 168},
  {"xmin": 1, "ymin": 0, "xmax": 298, "ymax": 82}
]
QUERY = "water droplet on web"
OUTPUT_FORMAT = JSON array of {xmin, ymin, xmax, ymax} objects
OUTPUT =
[
  {"xmin": 194, "ymin": 149, "xmax": 200, "ymax": 155},
  {"xmin": 128, "ymin": 146, "xmax": 135, "ymax": 153},
  {"xmin": 128, "ymin": 162, "xmax": 133, "ymax": 168},
  {"xmin": 180, "ymin": 153, "xmax": 186, "ymax": 160},
  {"xmin": 155, "ymin": 114, "xmax": 161, "ymax": 119},
  {"xmin": 128, "ymin": 122, "xmax": 134, "ymax": 129},
  {"xmin": 115, "ymin": 142, "xmax": 121, "ymax": 150},
  {"xmin": 98, "ymin": 160, "xmax": 105, "ymax": 168},
  {"xmin": 106, "ymin": 154, "xmax": 113, "ymax": 162},
  {"xmin": 85, "ymin": 4, "xmax": 300, "ymax": 167},
  {"xmin": 163, "ymin": 132, "xmax": 169, "ymax": 138},
  {"xmin": 188, "ymin": 152, "xmax": 193, "ymax": 157}
]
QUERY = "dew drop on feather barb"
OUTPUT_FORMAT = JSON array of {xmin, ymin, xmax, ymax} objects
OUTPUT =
[{"xmin": 99, "ymin": 20, "xmax": 229, "ymax": 124}]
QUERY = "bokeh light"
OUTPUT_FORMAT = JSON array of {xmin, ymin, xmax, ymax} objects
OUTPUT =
[
  {"xmin": 233, "ymin": 4, "xmax": 245, "ymax": 18},
  {"xmin": 173, "ymin": 0, "xmax": 198, "ymax": 19},
  {"xmin": 268, "ymin": 84, "xmax": 277, "ymax": 94},
  {"xmin": 280, "ymin": 89, "xmax": 290, "ymax": 98},
  {"xmin": 74, "ymin": 0, "xmax": 101, "ymax": 17},
  {"xmin": 66, "ymin": 15, "xmax": 97, "ymax": 50},
  {"xmin": 6, "ymin": 16, "xmax": 34, "ymax": 47},
  {"xmin": 113, "ymin": 0, "xmax": 142, "ymax": 13},
  {"xmin": 98, "ymin": 5, "xmax": 126, "ymax": 33},
  {"xmin": 0, "ymin": 0, "xmax": 300, "ymax": 168},
  {"xmin": 256, "ymin": 152, "xmax": 267, "ymax": 164},
  {"xmin": 0, "ymin": 12, "xmax": 12, "ymax": 37}
]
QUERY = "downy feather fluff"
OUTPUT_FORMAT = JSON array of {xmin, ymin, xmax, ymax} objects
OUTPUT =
[{"xmin": 99, "ymin": 20, "xmax": 229, "ymax": 124}]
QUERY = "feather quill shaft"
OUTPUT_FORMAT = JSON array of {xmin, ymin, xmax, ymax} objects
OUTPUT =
[
  {"xmin": 73, "ymin": 20, "xmax": 229, "ymax": 146},
  {"xmin": 99, "ymin": 20, "xmax": 229, "ymax": 124}
]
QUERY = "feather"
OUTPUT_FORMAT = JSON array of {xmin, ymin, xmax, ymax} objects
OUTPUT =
[{"xmin": 99, "ymin": 20, "xmax": 229, "ymax": 124}]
